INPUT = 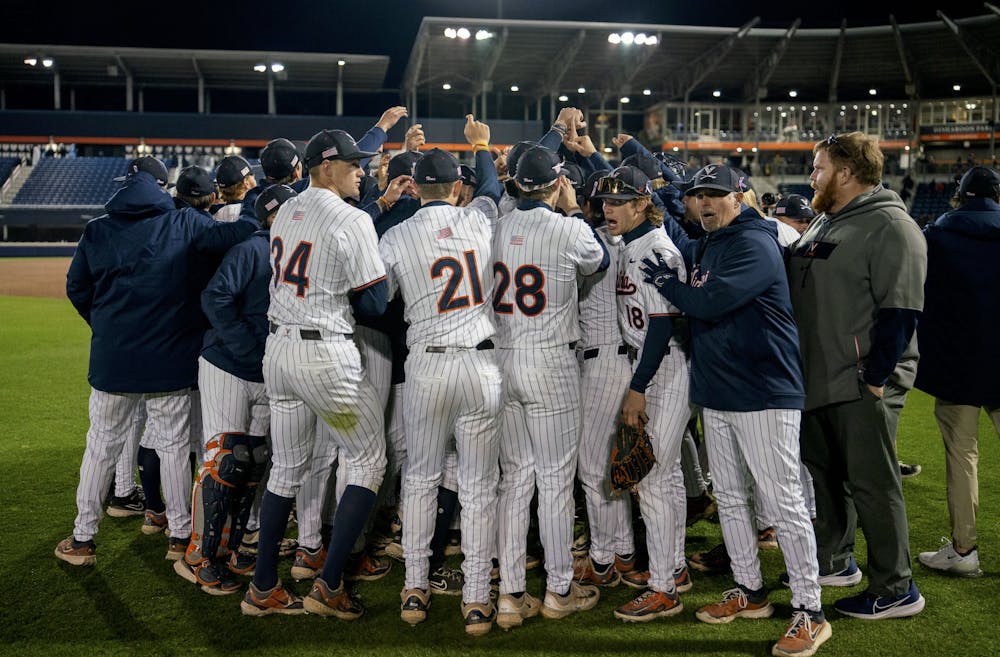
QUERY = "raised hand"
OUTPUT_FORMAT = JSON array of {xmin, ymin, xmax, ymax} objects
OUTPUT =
[
  {"xmin": 376, "ymin": 106, "xmax": 408, "ymax": 132},
  {"xmin": 464, "ymin": 114, "xmax": 491, "ymax": 146}
]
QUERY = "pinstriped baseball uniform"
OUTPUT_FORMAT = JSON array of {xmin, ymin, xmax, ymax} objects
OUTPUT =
[
  {"xmin": 703, "ymin": 408, "xmax": 820, "ymax": 610},
  {"xmin": 297, "ymin": 418, "xmax": 340, "ymax": 551},
  {"xmin": 380, "ymin": 195, "xmax": 502, "ymax": 605},
  {"xmin": 577, "ymin": 226, "xmax": 635, "ymax": 564},
  {"xmin": 113, "ymin": 408, "xmax": 145, "ymax": 496},
  {"xmin": 264, "ymin": 186, "xmax": 387, "ymax": 499},
  {"xmin": 493, "ymin": 203, "xmax": 606, "ymax": 596},
  {"xmin": 617, "ymin": 230, "xmax": 690, "ymax": 593}
]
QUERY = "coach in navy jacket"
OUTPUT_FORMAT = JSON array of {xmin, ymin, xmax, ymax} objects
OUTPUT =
[{"xmin": 67, "ymin": 170, "xmax": 259, "ymax": 393}]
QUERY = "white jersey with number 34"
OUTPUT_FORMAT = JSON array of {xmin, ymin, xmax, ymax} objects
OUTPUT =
[
  {"xmin": 492, "ymin": 206, "xmax": 606, "ymax": 348},
  {"xmin": 267, "ymin": 186, "xmax": 385, "ymax": 335}
]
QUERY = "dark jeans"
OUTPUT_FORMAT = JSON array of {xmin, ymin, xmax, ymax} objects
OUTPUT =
[{"xmin": 800, "ymin": 386, "xmax": 913, "ymax": 596}]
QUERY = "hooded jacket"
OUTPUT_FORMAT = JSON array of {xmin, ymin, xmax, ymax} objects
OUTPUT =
[
  {"xmin": 786, "ymin": 185, "xmax": 926, "ymax": 411},
  {"xmin": 915, "ymin": 197, "xmax": 1000, "ymax": 406},
  {"xmin": 66, "ymin": 171, "xmax": 258, "ymax": 393},
  {"xmin": 655, "ymin": 207, "xmax": 805, "ymax": 412}
]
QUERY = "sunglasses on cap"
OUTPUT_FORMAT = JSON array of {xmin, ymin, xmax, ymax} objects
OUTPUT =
[{"xmin": 594, "ymin": 176, "xmax": 648, "ymax": 197}]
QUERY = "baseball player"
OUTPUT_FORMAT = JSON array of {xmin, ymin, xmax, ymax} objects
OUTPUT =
[
  {"xmin": 57, "ymin": 156, "xmax": 258, "ymax": 566},
  {"xmin": 213, "ymin": 155, "xmax": 257, "ymax": 222},
  {"xmin": 590, "ymin": 166, "xmax": 690, "ymax": 622},
  {"xmin": 173, "ymin": 184, "xmax": 296, "ymax": 594},
  {"xmin": 379, "ymin": 116, "xmax": 504, "ymax": 635},
  {"xmin": 640, "ymin": 164, "xmax": 829, "ymax": 657},
  {"xmin": 241, "ymin": 129, "xmax": 387, "ymax": 619},
  {"xmin": 492, "ymin": 145, "xmax": 609, "ymax": 626}
]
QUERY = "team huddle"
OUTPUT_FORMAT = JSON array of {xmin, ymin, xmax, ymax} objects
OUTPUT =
[{"xmin": 57, "ymin": 105, "xmax": 942, "ymax": 657}]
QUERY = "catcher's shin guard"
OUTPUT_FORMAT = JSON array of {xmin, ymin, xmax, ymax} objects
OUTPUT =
[
  {"xmin": 227, "ymin": 435, "xmax": 270, "ymax": 550},
  {"xmin": 199, "ymin": 433, "xmax": 255, "ymax": 561}
]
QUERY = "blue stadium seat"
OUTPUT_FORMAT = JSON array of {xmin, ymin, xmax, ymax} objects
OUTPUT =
[{"xmin": 12, "ymin": 157, "xmax": 129, "ymax": 205}]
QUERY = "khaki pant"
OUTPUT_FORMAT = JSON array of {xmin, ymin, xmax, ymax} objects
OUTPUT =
[{"xmin": 934, "ymin": 399, "xmax": 1000, "ymax": 551}]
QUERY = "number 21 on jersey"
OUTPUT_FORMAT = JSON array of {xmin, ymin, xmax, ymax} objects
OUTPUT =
[
  {"xmin": 431, "ymin": 250, "xmax": 484, "ymax": 313},
  {"xmin": 271, "ymin": 238, "xmax": 312, "ymax": 297}
]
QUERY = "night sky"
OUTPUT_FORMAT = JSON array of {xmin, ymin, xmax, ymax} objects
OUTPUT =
[{"xmin": 2, "ymin": 0, "xmax": 995, "ymax": 90}]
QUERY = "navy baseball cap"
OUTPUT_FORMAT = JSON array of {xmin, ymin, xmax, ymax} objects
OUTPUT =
[
  {"xmin": 582, "ymin": 170, "xmax": 607, "ymax": 199},
  {"xmin": 621, "ymin": 152, "xmax": 662, "ymax": 182},
  {"xmin": 591, "ymin": 166, "xmax": 652, "ymax": 200},
  {"xmin": 684, "ymin": 164, "xmax": 748, "ymax": 196},
  {"xmin": 304, "ymin": 129, "xmax": 377, "ymax": 168},
  {"xmin": 175, "ymin": 165, "xmax": 216, "ymax": 197},
  {"xmin": 387, "ymin": 150, "xmax": 422, "ymax": 182},
  {"xmin": 653, "ymin": 151, "xmax": 689, "ymax": 182},
  {"xmin": 958, "ymin": 165, "xmax": 1000, "ymax": 197},
  {"xmin": 561, "ymin": 162, "xmax": 585, "ymax": 189},
  {"xmin": 412, "ymin": 148, "xmax": 462, "ymax": 184},
  {"xmin": 774, "ymin": 193, "xmax": 816, "ymax": 220},
  {"xmin": 506, "ymin": 140, "xmax": 535, "ymax": 178},
  {"xmin": 115, "ymin": 156, "xmax": 171, "ymax": 187},
  {"xmin": 254, "ymin": 183, "xmax": 297, "ymax": 222},
  {"xmin": 216, "ymin": 155, "xmax": 253, "ymax": 187},
  {"xmin": 260, "ymin": 138, "xmax": 301, "ymax": 179},
  {"xmin": 514, "ymin": 146, "xmax": 563, "ymax": 191},
  {"xmin": 460, "ymin": 164, "xmax": 478, "ymax": 186}
]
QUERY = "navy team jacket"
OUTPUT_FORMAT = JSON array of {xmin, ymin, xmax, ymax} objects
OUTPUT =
[{"xmin": 66, "ymin": 171, "xmax": 258, "ymax": 393}]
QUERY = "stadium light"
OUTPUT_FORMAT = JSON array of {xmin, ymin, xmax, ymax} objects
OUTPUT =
[
  {"xmin": 442, "ymin": 83, "xmax": 452, "ymax": 90},
  {"xmin": 444, "ymin": 28, "xmax": 457, "ymax": 38},
  {"xmin": 577, "ymin": 87, "xmax": 586, "ymax": 93},
  {"xmin": 646, "ymin": 35, "xmax": 658, "ymax": 45},
  {"xmin": 634, "ymin": 33, "xmax": 647, "ymax": 45},
  {"xmin": 643, "ymin": 89, "xmax": 651, "ymax": 96},
  {"xmin": 788, "ymin": 90, "xmax": 798, "ymax": 98},
  {"xmin": 608, "ymin": 33, "xmax": 622, "ymax": 44},
  {"xmin": 558, "ymin": 94, "xmax": 569, "ymax": 101},
  {"xmin": 868, "ymin": 88, "xmax": 877, "ymax": 96},
  {"xmin": 270, "ymin": 63, "xmax": 285, "ymax": 73},
  {"xmin": 456, "ymin": 27, "xmax": 471, "ymax": 39},
  {"xmin": 621, "ymin": 32, "xmax": 635, "ymax": 45},
  {"xmin": 620, "ymin": 96, "xmax": 630, "ymax": 103},
  {"xmin": 953, "ymin": 84, "xmax": 962, "ymax": 91},
  {"xmin": 338, "ymin": 60, "xmax": 346, "ymax": 66},
  {"xmin": 510, "ymin": 85, "xmax": 519, "ymax": 92},
  {"xmin": 253, "ymin": 63, "xmax": 267, "ymax": 73},
  {"xmin": 41, "ymin": 57, "xmax": 54, "ymax": 68},
  {"xmin": 713, "ymin": 90, "xmax": 722, "ymax": 97},
  {"xmin": 23, "ymin": 57, "xmax": 37, "ymax": 67},
  {"xmin": 475, "ymin": 30, "xmax": 493, "ymax": 40}
]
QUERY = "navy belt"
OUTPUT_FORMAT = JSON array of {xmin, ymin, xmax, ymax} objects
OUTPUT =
[
  {"xmin": 269, "ymin": 322, "xmax": 350, "ymax": 341},
  {"xmin": 583, "ymin": 344, "xmax": 631, "ymax": 360},
  {"xmin": 426, "ymin": 339, "xmax": 494, "ymax": 353}
]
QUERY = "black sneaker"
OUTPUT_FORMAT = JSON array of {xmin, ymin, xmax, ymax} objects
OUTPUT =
[
  {"xmin": 429, "ymin": 565, "xmax": 464, "ymax": 595},
  {"xmin": 106, "ymin": 489, "xmax": 146, "ymax": 518},
  {"xmin": 899, "ymin": 462, "xmax": 922, "ymax": 478}
]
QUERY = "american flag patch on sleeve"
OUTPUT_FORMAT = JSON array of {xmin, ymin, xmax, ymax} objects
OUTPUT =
[
  {"xmin": 436, "ymin": 226, "xmax": 453, "ymax": 239},
  {"xmin": 291, "ymin": 210, "xmax": 305, "ymax": 221},
  {"xmin": 510, "ymin": 235, "xmax": 525, "ymax": 245}
]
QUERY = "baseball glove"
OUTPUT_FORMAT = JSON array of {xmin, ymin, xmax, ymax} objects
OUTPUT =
[{"xmin": 609, "ymin": 421, "xmax": 656, "ymax": 493}]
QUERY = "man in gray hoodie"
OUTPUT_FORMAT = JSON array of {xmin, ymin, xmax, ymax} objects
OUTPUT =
[{"xmin": 787, "ymin": 132, "xmax": 927, "ymax": 620}]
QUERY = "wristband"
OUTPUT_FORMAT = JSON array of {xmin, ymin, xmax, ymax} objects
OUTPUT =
[
  {"xmin": 473, "ymin": 142, "xmax": 490, "ymax": 152},
  {"xmin": 551, "ymin": 121, "xmax": 568, "ymax": 135}
]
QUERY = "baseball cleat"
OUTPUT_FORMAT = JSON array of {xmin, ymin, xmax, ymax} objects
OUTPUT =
[
  {"xmin": 918, "ymin": 540, "xmax": 983, "ymax": 577},
  {"xmin": 462, "ymin": 601, "xmax": 496, "ymax": 636},
  {"xmin": 303, "ymin": 577, "xmax": 364, "ymax": 620},
  {"xmin": 772, "ymin": 610, "xmax": 832, "ymax": 657},
  {"xmin": 540, "ymin": 581, "xmax": 600, "ymax": 619},
  {"xmin": 688, "ymin": 543, "xmax": 732, "ymax": 575},
  {"xmin": 695, "ymin": 586, "xmax": 774, "ymax": 624},
  {"xmin": 496, "ymin": 592, "xmax": 541, "ymax": 630},
  {"xmin": 173, "ymin": 557, "xmax": 199, "ymax": 585},
  {"xmin": 615, "ymin": 552, "xmax": 650, "ymax": 588},
  {"xmin": 290, "ymin": 545, "xmax": 327, "ymax": 581},
  {"xmin": 780, "ymin": 556, "xmax": 863, "ymax": 588},
  {"xmin": 758, "ymin": 527, "xmax": 779, "ymax": 550},
  {"xmin": 345, "ymin": 551, "xmax": 391, "ymax": 582},
  {"xmin": 614, "ymin": 589, "xmax": 684, "ymax": 622},
  {"xmin": 833, "ymin": 581, "xmax": 925, "ymax": 620},
  {"xmin": 673, "ymin": 565, "xmax": 693, "ymax": 593},
  {"xmin": 400, "ymin": 588, "xmax": 431, "ymax": 625},
  {"xmin": 194, "ymin": 560, "xmax": 243, "ymax": 596},
  {"xmin": 54, "ymin": 536, "xmax": 96, "ymax": 566},
  {"xmin": 106, "ymin": 489, "xmax": 146, "ymax": 517},
  {"xmin": 228, "ymin": 550, "xmax": 256, "ymax": 576},
  {"xmin": 240, "ymin": 580, "xmax": 305, "ymax": 616},
  {"xmin": 165, "ymin": 536, "xmax": 190, "ymax": 561},
  {"xmin": 141, "ymin": 510, "xmax": 168, "ymax": 535},
  {"xmin": 899, "ymin": 461, "xmax": 922, "ymax": 478},
  {"xmin": 574, "ymin": 556, "xmax": 621, "ymax": 588},
  {"xmin": 428, "ymin": 565, "xmax": 464, "ymax": 595}
]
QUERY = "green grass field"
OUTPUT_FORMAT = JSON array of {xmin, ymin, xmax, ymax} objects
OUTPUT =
[{"xmin": 1, "ymin": 295, "xmax": 997, "ymax": 657}]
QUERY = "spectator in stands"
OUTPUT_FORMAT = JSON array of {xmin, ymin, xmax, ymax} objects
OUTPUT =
[
  {"xmin": 787, "ymin": 132, "xmax": 926, "ymax": 620},
  {"xmin": 57, "ymin": 156, "xmax": 259, "ymax": 568},
  {"xmin": 213, "ymin": 155, "xmax": 256, "ymax": 222},
  {"xmin": 914, "ymin": 165, "xmax": 1000, "ymax": 579},
  {"xmin": 174, "ymin": 166, "xmax": 218, "ymax": 213}
]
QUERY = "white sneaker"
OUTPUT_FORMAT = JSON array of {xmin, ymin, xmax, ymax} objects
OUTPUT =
[
  {"xmin": 541, "ymin": 581, "xmax": 600, "ymax": 619},
  {"xmin": 496, "ymin": 592, "xmax": 541, "ymax": 630},
  {"xmin": 918, "ymin": 539, "xmax": 982, "ymax": 577}
]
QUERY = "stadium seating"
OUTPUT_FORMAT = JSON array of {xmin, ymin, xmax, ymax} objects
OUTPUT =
[
  {"xmin": 777, "ymin": 183, "xmax": 814, "ymax": 199},
  {"xmin": 0, "ymin": 157, "xmax": 21, "ymax": 187},
  {"xmin": 909, "ymin": 181, "xmax": 957, "ymax": 225},
  {"xmin": 12, "ymin": 157, "xmax": 129, "ymax": 205}
]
